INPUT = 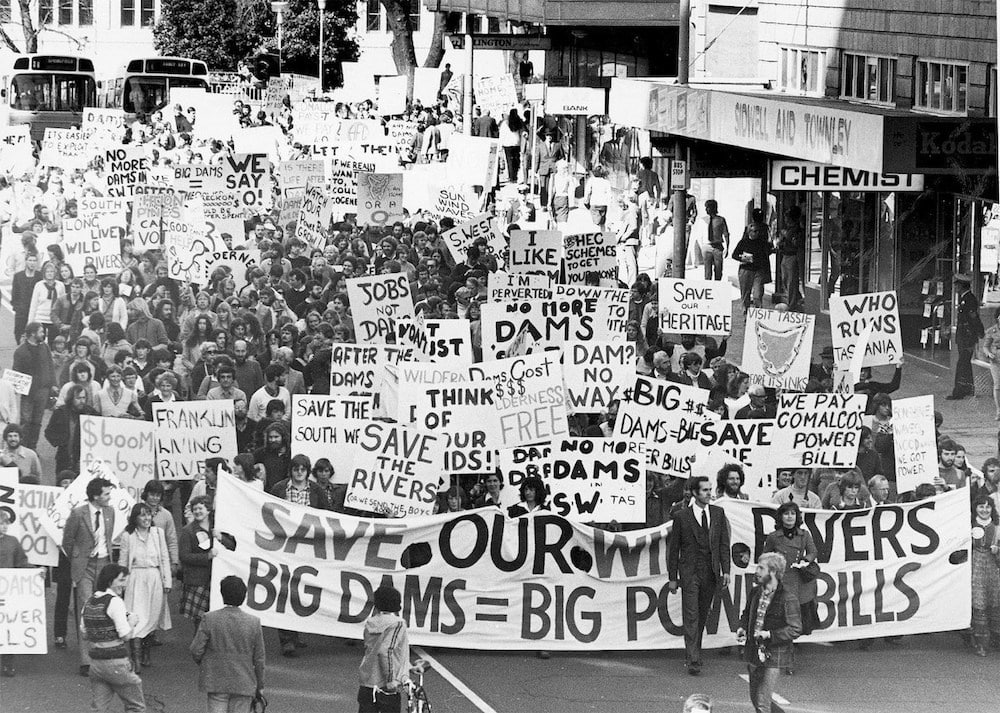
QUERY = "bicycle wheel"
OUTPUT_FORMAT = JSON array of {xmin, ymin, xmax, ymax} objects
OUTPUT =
[{"xmin": 410, "ymin": 686, "xmax": 431, "ymax": 713}]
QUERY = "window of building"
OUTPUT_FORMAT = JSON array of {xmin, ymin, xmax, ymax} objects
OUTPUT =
[
  {"xmin": 121, "ymin": 0, "xmax": 134, "ymax": 25},
  {"xmin": 409, "ymin": 0, "xmax": 420, "ymax": 32},
  {"xmin": 915, "ymin": 59, "xmax": 969, "ymax": 114},
  {"xmin": 366, "ymin": 0, "xmax": 380, "ymax": 31},
  {"xmin": 841, "ymin": 52, "xmax": 896, "ymax": 105},
  {"xmin": 38, "ymin": 0, "xmax": 53, "ymax": 24},
  {"xmin": 78, "ymin": 0, "xmax": 93, "ymax": 25},
  {"xmin": 487, "ymin": 16, "xmax": 500, "ymax": 33},
  {"xmin": 58, "ymin": 0, "xmax": 72, "ymax": 24},
  {"xmin": 778, "ymin": 46, "xmax": 826, "ymax": 95},
  {"xmin": 140, "ymin": 0, "xmax": 154, "ymax": 25}
]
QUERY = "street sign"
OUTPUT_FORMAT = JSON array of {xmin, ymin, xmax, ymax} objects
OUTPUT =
[
  {"xmin": 669, "ymin": 159, "xmax": 689, "ymax": 191},
  {"xmin": 449, "ymin": 34, "xmax": 552, "ymax": 51}
]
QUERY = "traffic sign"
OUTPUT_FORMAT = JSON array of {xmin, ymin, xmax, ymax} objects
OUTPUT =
[{"xmin": 670, "ymin": 159, "xmax": 689, "ymax": 191}]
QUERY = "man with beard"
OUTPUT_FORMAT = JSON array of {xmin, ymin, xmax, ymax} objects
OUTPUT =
[
  {"xmin": 0, "ymin": 424, "xmax": 41, "ymax": 481},
  {"xmin": 253, "ymin": 422, "xmax": 290, "ymax": 490},
  {"xmin": 232, "ymin": 339, "xmax": 264, "ymax": 396},
  {"xmin": 233, "ymin": 398, "xmax": 254, "ymax": 454},
  {"xmin": 13, "ymin": 322, "xmax": 56, "ymax": 449}
]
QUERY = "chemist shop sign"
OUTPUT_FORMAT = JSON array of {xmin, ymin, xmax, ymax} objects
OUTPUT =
[{"xmin": 769, "ymin": 161, "xmax": 924, "ymax": 192}]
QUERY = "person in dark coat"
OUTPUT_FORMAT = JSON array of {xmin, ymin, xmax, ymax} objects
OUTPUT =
[
  {"xmin": 190, "ymin": 576, "xmax": 265, "ymax": 712},
  {"xmin": 948, "ymin": 273, "xmax": 984, "ymax": 399},
  {"xmin": 667, "ymin": 475, "xmax": 731, "ymax": 676},
  {"xmin": 12, "ymin": 321, "xmax": 56, "ymax": 449},
  {"xmin": 738, "ymin": 552, "xmax": 801, "ymax": 713},
  {"xmin": 44, "ymin": 384, "xmax": 98, "ymax": 473}
]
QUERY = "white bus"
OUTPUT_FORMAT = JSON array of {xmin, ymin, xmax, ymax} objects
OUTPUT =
[
  {"xmin": 1, "ymin": 54, "xmax": 97, "ymax": 141},
  {"xmin": 103, "ymin": 56, "xmax": 210, "ymax": 119}
]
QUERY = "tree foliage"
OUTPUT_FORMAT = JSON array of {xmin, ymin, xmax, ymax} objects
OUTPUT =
[
  {"xmin": 154, "ymin": 0, "xmax": 265, "ymax": 70},
  {"xmin": 275, "ymin": 0, "xmax": 359, "ymax": 74}
]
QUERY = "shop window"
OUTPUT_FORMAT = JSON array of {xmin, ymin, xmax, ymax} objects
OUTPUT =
[
  {"xmin": 915, "ymin": 59, "xmax": 968, "ymax": 114},
  {"xmin": 841, "ymin": 52, "xmax": 896, "ymax": 105},
  {"xmin": 409, "ymin": 0, "xmax": 420, "ymax": 32},
  {"xmin": 39, "ymin": 0, "xmax": 53, "ymax": 24},
  {"xmin": 778, "ymin": 46, "xmax": 825, "ymax": 95},
  {"xmin": 58, "ymin": 0, "xmax": 72, "ymax": 24},
  {"xmin": 366, "ymin": 0, "xmax": 380, "ymax": 31},
  {"xmin": 78, "ymin": 0, "xmax": 92, "ymax": 24}
]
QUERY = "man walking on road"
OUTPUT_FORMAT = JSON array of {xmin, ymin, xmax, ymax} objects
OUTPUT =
[
  {"xmin": 702, "ymin": 200, "xmax": 730, "ymax": 281},
  {"xmin": 667, "ymin": 476, "xmax": 731, "ymax": 676},
  {"xmin": 12, "ymin": 321, "xmax": 56, "ymax": 449}
]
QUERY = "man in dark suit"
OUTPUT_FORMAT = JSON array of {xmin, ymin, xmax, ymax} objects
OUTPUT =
[
  {"xmin": 948, "ymin": 273, "xmax": 984, "ymax": 400},
  {"xmin": 61, "ymin": 476, "xmax": 116, "ymax": 675},
  {"xmin": 667, "ymin": 475, "xmax": 731, "ymax": 675},
  {"xmin": 190, "ymin": 575, "xmax": 266, "ymax": 712}
]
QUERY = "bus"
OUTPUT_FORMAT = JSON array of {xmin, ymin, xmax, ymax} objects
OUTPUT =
[
  {"xmin": 103, "ymin": 56, "xmax": 210, "ymax": 119},
  {"xmin": 1, "ymin": 54, "xmax": 97, "ymax": 141}
]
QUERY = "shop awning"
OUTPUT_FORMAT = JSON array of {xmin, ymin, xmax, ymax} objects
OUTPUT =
[
  {"xmin": 423, "ymin": 0, "xmax": 678, "ymax": 26},
  {"xmin": 610, "ymin": 78, "xmax": 997, "ymax": 176}
]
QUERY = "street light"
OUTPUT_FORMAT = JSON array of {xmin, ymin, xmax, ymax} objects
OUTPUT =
[
  {"xmin": 317, "ymin": 0, "xmax": 327, "ymax": 93},
  {"xmin": 271, "ymin": 1, "xmax": 288, "ymax": 75}
]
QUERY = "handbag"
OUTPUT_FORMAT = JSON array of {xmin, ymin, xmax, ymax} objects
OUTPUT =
[
  {"xmin": 251, "ymin": 690, "xmax": 267, "ymax": 713},
  {"xmin": 796, "ymin": 541, "xmax": 821, "ymax": 583}
]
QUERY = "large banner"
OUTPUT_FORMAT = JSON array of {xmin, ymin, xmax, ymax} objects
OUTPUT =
[
  {"xmin": 741, "ymin": 308, "xmax": 815, "ymax": 391},
  {"xmin": 0, "ymin": 568, "xmax": 47, "ymax": 654},
  {"xmin": 212, "ymin": 478, "xmax": 971, "ymax": 649},
  {"xmin": 152, "ymin": 401, "xmax": 237, "ymax": 480},
  {"xmin": 829, "ymin": 291, "xmax": 903, "ymax": 367}
]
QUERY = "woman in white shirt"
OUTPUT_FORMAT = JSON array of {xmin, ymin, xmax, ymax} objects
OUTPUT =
[
  {"xmin": 499, "ymin": 109, "xmax": 525, "ymax": 183},
  {"xmin": 584, "ymin": 165, "xmax": 613, "ymax": 228},
  {"xmin": 28, "ymin": 262, "xmax": 65, "ymax": 335},
  {"xmin": 548, "ymin": 159, "xmax": 575, "ymax": 225}
]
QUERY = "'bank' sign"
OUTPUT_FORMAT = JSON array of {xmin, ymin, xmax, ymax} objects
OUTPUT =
[{"xmin": 770, "ymin": 161, "xmax": 924, "ymax": 191}]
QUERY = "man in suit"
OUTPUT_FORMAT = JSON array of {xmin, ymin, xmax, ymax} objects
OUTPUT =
[
  {"xmin": 190, "ymin": 575, "xmax": 266, "ymax": 712},
  {"xmin": 667, "ymin": 475, "xmax": 731, "ymax": 675},
  {"xmin": 62, "ymin": 476, "xmax": 116, "ymax": 675},
  {"xmin": 948, "ymin": 273, "xmax": 984, "ymax": 400}
]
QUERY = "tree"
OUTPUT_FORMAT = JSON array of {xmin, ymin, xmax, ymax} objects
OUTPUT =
[
  {"xmin": 380, "ymin": 0, "xmax": 449, "ymax": 81},
  {"xmin": 154, "ymin": 0, "xmax": 267, "ymax": 70},
  {"xmin": 0, "ymin": 1, "xmax": 89, "ymax": 53},
  {"xmin": 270, "ymin": 0, "xmax": 359, "ymax": 78}
]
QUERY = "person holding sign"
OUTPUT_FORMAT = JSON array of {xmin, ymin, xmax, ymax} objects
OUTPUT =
[
  {"xmin": 667, "ymin": 476, "xmax": 731, "ymax": 676},
  {"xmin": 0, "ymin": 509, "xmax": 29, "ymax": 676}
]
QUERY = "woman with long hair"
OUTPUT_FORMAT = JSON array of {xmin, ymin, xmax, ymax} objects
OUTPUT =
[
  {"xmin": 184, "ymin": 314, "xmax": 214, "ymax": 364},
  {"xmin": 28, "ymin": 262, "xmax": 66, "ymax": 337},
  {"xmin": 98, "ymin": 279, "xmax": 128, "ymax": 329},
  {"xmin": 971, "ymin": 495, "xmax": 1000, "ymax": 656},
  {"xmin": 119, "ymin": 503, "xmax": 171, "ymax": 670}
]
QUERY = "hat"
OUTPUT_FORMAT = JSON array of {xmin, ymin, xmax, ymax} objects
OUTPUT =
[
  {"xmin": 953, "ymin": 273, "xmax": 973, "ymax": 284},
  {"xmin": 373, "ymin": 584, "xmax": 401, "ymax": 613},
  {"xmin": 821, "ymin": 345, "xmax": 835, "ymax": 358},
  {"xmin": 748, "ymin": 384, "xmax": 766, "ymax": 397}
]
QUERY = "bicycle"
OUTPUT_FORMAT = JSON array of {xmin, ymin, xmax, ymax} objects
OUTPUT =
[{"xmin": 405, "ymin": 659, "xmax": 432, "ymax": 713}]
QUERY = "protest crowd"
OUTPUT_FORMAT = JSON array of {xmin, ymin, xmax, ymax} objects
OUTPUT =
[{"xmin": 0, "ymin": 71, "xmax": 996, "ymax": 713}]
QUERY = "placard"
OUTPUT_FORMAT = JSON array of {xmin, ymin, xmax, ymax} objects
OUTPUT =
[
  {"xmin": 395, "ymin": 317, "xmax": 473, "ymax": 368},
  {"xmin": 83, "ymin": 108, "xmax": 127, "ymax": 141},
  {"xmin": 474, "ymin": 75, "xmax": 518, "ymax": 118},
  {"xmin": 40, "ymin": 128, "xmax": 97, "ymax": 168},
  {"xmin": 1, "ymin": 368, "xmax": 31, "ymax": 396},
  {"xmin": 356, "ymin": 172, "xmax": 405, "ymax": 226},
  {"xmin": 132, "ymin": 192, "xmax": 182, "ymax": 252},
  {"xmin": 892, "ymin": 395, "xmax": 939, "ymax": 494},
  {"xmin": 0, "ymin": 568, "xmax": 47, "ymax": 654},
  {"xmin": 741, "ymin": 308, "xmax": 815, "ymax": 391},
  {"xmin": 223, "ymin": 153, "xmax": 271, "ymax": 210},
  {"xmin": 296, "ymin": 185, "xmax": 333, "ymax": 248},
  {"xmin": 203, "ymin": 249, "xmax": 261, "ymax": 291},
  {"xmin": 79, "ymin": 416, "xmax": 156, "ymax": 501},
  {"xmin": 562, "ymin": 230, "xmax": 616, "ymax": 286},
  {"xmin": 290, "ymin": 395, "xmax": 373, "ymax": 485},
  {"xmin": 544, "ymin": 438, "xmax": 645, "ymax": 522},
  {"xmin": 489, "ymin": 271, "xmax": 551, "ymax": 302},
  {"xmin": 685, "ymin": 420, "xmax": 779, "ymax": 502},
  {"xmin": 509, "ymin": 229, "xmax": 563, "ymax": 283},
  {"xmin": 408, "ymin": 379, "xmax": 502, "ymax": 474},
  {"xmin": 387, "ymin": 120, "xmax": 419, "ymax": 155},
  {"xmin": 39, "ymin": 462, "xmax": 134, "ymax": 545},
  {"xmin": 277, "ymin": 159, "xmax": 325, "ymax": 191},
  {"xmin": 344, "ymin": 422, "xmax": 446, "ymax": 517},
  {"xmin": 152, "ymin": 401, "xmax": 237, "ymax": 480},
  {"xmin": 378, "ymin": 75, "xmax": 408, "ymax": 116},
  {"xmin": 658, "ymin": 277, "xmax": 733, "ymax": 336},
  {"xmin": 774, "ymin": 393, "xmax": 866, "ymax": 468},
  {"xmin": 62, "ymin": 223, "xmax": 124, "ymax": 276},
  {"xmin": 346, "ymin": 273, "xmax": 416, "ymax": 344},
  {"xmin": 440, "ymin": 213, "xmax": 507, "ymax": 268},
  {"xmin": 562, "ymin": 341, "xmax": 636, "ymax": 413},
  {"xmin": 10, "ymin": 484, "xmax": 60, "ymax": 567},
  {"xmin": 829, "ymin": 291, "xmax": 903, "ymax": 367},
  {"xmin": 102, "ymin": 146, "xmax": 150, "ymax": 198}
]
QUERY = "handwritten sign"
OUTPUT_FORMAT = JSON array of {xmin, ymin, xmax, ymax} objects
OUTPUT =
[
  {"xmin": 0, "ymin": 568, "xmax": 47, "ymax": 654},
  {"xmin": 1, "ymin": 369, "xmax": 31, "ymax": 396},
  {"xmin": 395, "ymin": 317, "xmax": 473, "ymax": 368},
  {"xmin": 545, "ymin": 438, "xmax": 645, "ymax": 523},
  {"xmin": 830, "ymin": 290, "xmax": 903, "ymax": 367},
  {"xmin": 441, "ymin": 212, "xmax": 507, "ymax": 268},
  {"xmin": 741, "ymin": 308, "xmax": 815, "ymax": 391},
  {"xmin": 11, "ymin": 484, "xmax": 60, "ymax": 567},
  {"xmin": 658, "ymin": 277, "xmax": 733, "ymax": 336},
  {"xmin": 40, "ymin": 462, "xmax": 134, "ymax": 545},
  {"xmin": 79, "ymin": 416, "xmax": 156, "ymax": 501},
  {"xmin": 346, "ymin": 273, "xmax": 415, "ymax": 344},
  {"xmin": 290, "ymin": 395, "xmax": 373, "ymax": 485},
  {"xmin": 892, "ymin": 395, "xmax": 938, "ymax": 494},
  {"xmin": 509, "ymin": 229, "xmax": 563, "ymax": 283},
  {"xmin": 774, "ymin": 393, "xmax": 866, "ymax": 468},
  {"xmin": 356, "ymin": 172, "xmax": 405, "ymax": 226},
  {"xmin": 407, "ymin": 379, "xmax": 501, "ymax": 475},
  {"xmin": 562, "ymin": 341, "xmax": 636, "ymax": 413},
  {"xmin": 296, "ymin": 185, "xmax": 333, "ymax": 248},
  {"xmin": 152, "ymin": 401, "xmax": 237, "ymax": 480},
  {"xmin": 103, "ymin": 146, "xmax": 150, "ymax": 198},
  {"xmin": 563, "ymin": 230, "xmax": 616, "ymax": 286}
]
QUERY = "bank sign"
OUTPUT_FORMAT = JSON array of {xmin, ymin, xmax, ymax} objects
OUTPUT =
[{"xmin": 770, "ymin": 161, "xmax": 924, "ymax": 192}]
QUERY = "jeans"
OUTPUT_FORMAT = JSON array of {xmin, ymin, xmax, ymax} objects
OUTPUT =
[
  {"xmin": 703, "ymin": 246, "xmax": 724, "ymax": 280},
  {"xmin": 503, "ymin": 146, "xmax": 520, "ymax": 184},
  {"xmin": 207, "ymin": 692, "xmax": 253, "ymax": 713},
  {"xmin": 680, "ymin": 572, "xmax": 718, "ymax": 665},
  {"xmin": 89, "ymin": 657, "xmax": 146, "ymax": 712},
  {"xmin": 738, "ymin": 268, "xmax": 765, "ymax": 311},
  {"xmin": 780, "ymin": 254, "xmax": 802, "ymax": 309},
  {"xmin": 747, "ymin": 664, "xmax": 780, "ymax": 713},
  {"xmin": 20, "ymin": 391, "xmax": 49, "ymax": 450}
]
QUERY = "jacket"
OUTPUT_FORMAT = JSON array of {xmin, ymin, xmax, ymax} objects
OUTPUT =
[
  {"xmin": 12, "ymin": 340, "xmax": 55, "ymax": 396},
  {"xmin": 119, "ymin": 526, "xmax": 172, "ymax": 589},
  {"xmin": 190, "ymin": 606, "xmax": 266, "ymax": 695},
  {"xmin": 358, "ymin": 613, "xmax": 409, "ymax": 689},
  {"xmin": 61, "ymin": 502, "xmax": 116, "ymax": 582},
  {"xmin": 178, "ymin": 521, "xmax": 214, "ymax": 587},
  {"xmin": 667, "ymin": 503, "xmax": 731, "ymax": 583},
  {"xmin": 763, "ymin": 528, "xmax": 818, "ymax": 605},
  {"xmin": 739, "ymin": 582, "xmax": 801, "ymax": 669}
]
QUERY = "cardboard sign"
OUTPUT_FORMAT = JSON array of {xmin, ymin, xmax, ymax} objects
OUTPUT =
[
  {"xmin": 290, "ymin": 395, "xmax": 373, "ymax": 485},
  {"xmin": 441, "ymin": 213, "xmax": 507, "ymax": 268},
  {"xmin": 892, "ymin": 395, "xmax": 939, "ymax": 494},
  {"xmin": 396, "ymin": 317, "xmax": 473, "ymax": 368},
  {"xmin": 470, "ymin": 353, "xmax": 568, "ymax": 448},
  {"xmin": 830, "ymin": 291, "xmax": 903, "ymax": 367},
  {"xmin": 774, "ymin": 393, "xmax": 866, "ymax": 468},
  {"xmin": 658, "ymin": 277, "xmax": 733, "ymax": 336},
  {"xmin": 102, "ymin": 146, "xmax": 150, "ymax": 198},
  {"xmin": 223, "ymin": 153, "xmax": 271, "ymax": 210},
  {"xmin": 509, "ymin": 229, "xmax": 563, "ymax": 283},
  {"xmin": 408, "ymin": 379, "xmax": 502, "ymax": 474},
  {"xmin": 356, "ymin": 172, "xmax": 405, "ymax": 226},
  {"xmin": 446, "ymin": 134, "xmax": 500, "ymax": 190},
  {"xmin": 201, "ymin": 190, "xmax": 246, "ymax": 247},
  {"xmin": 544, "ymin": 438, "xmax": 645, "ymax": 523},
  {"xmin": 40, "ymin": 462, "xmax": 134, "ymax": 546},
  {"xmin": 562, "ymin": 341, "xmax": 636, "ymax": 413},
  {"xmin": 474, "ymin": 75, "xmax": 518, "ymax": 118},
  {"xmin": 562, "ymin": 230, "xmax": 617, "ymax": 286},
  {"xmin": 62, "ymin": 222, "xmax": 124, "ymax": 276},
  {"xmin": 203, "ymin": 249, "xmax": 262, "ymax": 291},
  {"xmin": 685, "ymin": 420, "xmax": 779, "ymax": 501},
  {"xmin": 741, "ymin": 308, "xmax": 815, "ymax": 391},
  {"xmin": 79, "ymin": 416, "xmax": 156, "ymax": 501},
  {"xmin": 329, "ymin": 345, "xmax": 382, "ymax": 396},
  {"xmin": 0, "ymin": 568, "xmax": 47, "ymax": 654},
  {"xmin": 344, "ymin": 421, "xmax": 446, "ymax": 517},
  {"xmin": 40, "ymin": 128, "xmax": 97, "ymax": 168},
  {"xmin": 378, "ymin": 75, "xmax": 409, "ymax": 116},
  {"xmin": 163, "ymin": 198, "xmax": 223, "ymax": 286},
  {"xmin": 1, "ymin": 369, "xmax": 31, "ymax": 396},
  {"xmin": 327, "ymin": 156, "xmax": 372, "ymax": 210},
  {"xmin": 131, "ymin": 192, "xmax": 182, "ymax": 252},
  {"xmin": 489, "ymin": 271, "xmax": 551, "ymax": 302},
  {"xmin": 430, "ymin": 182, "xmax": 480, "ymax": 222},
  {"xmin": 152, "ymin": 401, "xmax": 237, "ymax": 480},
  {"xmin": 498, "ymin": 443, "xmax": 553, "ymax": 502},
  {"xmin": 10, "ymin": 484, "xmax": 60, "ymax": 567},
  {"xmin": 346, "ymin": 273, "xmax": 416, "ymax": 344},
  {"xmin": 296, "ymin": 185, "xmax": 333, "ymax": 248},
  {"xmin": 396, "ymin": 363, "xmax": 470, "ymax": 424},
  {"xmin": 83, "ymin": 108, "xmax": 127, "ymax": 141},
  {"xmin": 387, "ymin": 120, "xmax": 419, "ymax": 155},
  {"xmin": 173, "ymin": 163, "xmax": 228, "ymax": 193},
  {"xmin": 277, "ymin": 159, "xmax": 325, "ymax": 191}
]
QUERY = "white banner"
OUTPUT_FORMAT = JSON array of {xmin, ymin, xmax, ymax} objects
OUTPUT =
[
  {"xmin": 658, "ymin": 277, "xmax": 733, "ymax": 336},
  {"xmin": 774, "ymin": 394, "xmax": 865, "ymax": 468},
  {"xmin": 0, "ymin": 568, "xmax": 47, "ymax": 654},
  {"xmin": 741, "ymin": 308, "xmax": 815, "ymax": 391},
  {"xmin": 152, "ymin": 401, "xmax": 237, "ymax": 480},
  {"xmin": 562, "ymin": 341, "xmax": 636, "ymax": 413},
  {"xmin": 291, "ymin": 395, "xmax": 373, "ymax": 485},
  {"xmin": 346, "ymin": 273, "xmax": 415, "ymax": 345},
  {"xmin": 79, "ymin": 416, "xmax": 156, "ymax": 501},
  {"xmin": 545, "ymin": 438, "xmax": 645, "ymax": 523},
  {"xmin": 829, "ymin": 291, "xmax": 903, "ymax": 367},
  {"xmin": 892, "ymin": 395, "xmax": 939, "ymax": 494},
  {"xmin": 562, "ymin": 230, "xmax": 616, "ymax": 286}
]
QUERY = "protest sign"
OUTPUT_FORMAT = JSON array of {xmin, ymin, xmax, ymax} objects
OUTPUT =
[
  {"xmin": 446, "ymin": 134, "xmax": 500, "ymax": 189},
  {"xmin": 741, "ymin": 308, "xmax": 815, "ymax": 391},
  {"xmin": 102, "ymin": 146, "xmax": 150, "ymax": 198},
  {"xmin": 378, "ymin": 75, "xmax": 408, "ymax": 116},
  {"xmin": 356, "ymin": 172, "xmax": 405, "ymax": 226},
  {"xmin": 683, "ymin": 419, "xmax": 779, "ymax": 501},
  {"xmin": 0, "ymin": 125, "xmax": 32, "ymax": 174},
  {"xmin": 441, "ymin": 213, "xmax": 507, "ymax": 268},
  {"xmin": 173, "ymin": 162, "xmax": 228, "ymax": 193},
  {"xmin": 131, "ymin": 192, "xmax": 182, "ymax": 252},
  {"xmin": 40, "ymin": 128, "xmax": 97, "ymax": 168},
  {"xmin": 203, "ymin": 249, "xmax": 262, "ymax": 291},
  {"xmin": 614, "ymin": 376, "xmax": 712, "ymax": 478},
  {"xmin": 408, "ymin": 379, "xmax": 501, "ymax": 474},
  {"xmin": 396, "ymin": 363, "xmax": 470, "ymax": 424},
  {"xmin": 291, "ymin": 395, "xmax": 373, "ymax": 485},
  {"xmin": 387, "ymin": 120, "xmax": 419, "ymax": 155},
  {"xmin": 0, "ymin": 468, "xmax": 15, "ymax": 526},
  {"xmin": 10, "ymin": 484, "xmax": 60, "ymax": 567},
  {"xmin": 658, "ymin": 277, "xmax": 733, "ymax": 336},
  {"xmin": 429, "ymin": 182, "xmax": 480, "ymax": 222},
  {"xmin": 0, "ymin": 568, "xmax": 47, "ymax": 654},
  {"xmin": 277, "ymin": 159, "xmax": 325, "ymax": 191},
  {"xmin": 497, "ymin": 443, "xmax": 553, "ymax": 505},
  {"xmin": 211, "ymin": 478, "xmax": 972, "ymax": 648},
  {"xmin": 346, "ymin": 273, "xmax": 415, "ymax": 344},
  {"xmin": 489, "ymin": 271, "xmax": 550, "ymax": 302},
  {"xmin": 296, "ymin": 185, "xmax": 334, "ymax": 248},
  {"xmin": 830, "ymin": 291, "xmax": 903, "ymax": 367},
  {"xmin": 329, "ymin": 344, "xmax": 381, "ymax": 396},
  {"xmin": 170, "ymin": 88, "xmax": 241, "ymax": 140},
  {"xmin": 40, "ymin": 462, "xmax": 134, "ymax": 545},
  {"xmin": 163, "ymin": 198, "xmax": 222, "ymax": 285},
  {"xmin": 62, "ymin": 223, "xmax": 124, "ymax": 276},
  {"xmin": 562, "ymin": 341, "xmax": 636, "ymax": 412},
  {"xmin": 152, "ymin": 401, "xmax": 237, "ymax": 480},
  {"xmin": 233, "ymin": 126, "xmax": 286, "ymax": 162},
  {"xmin": 470, "ymin": 353, "xmax": 568, "ymax": 448},
  {"xmin": 327, "ymin": 157, "xmax": 370, "ymax": 210},
  {"xmin": 1, "ymin": 368, "xmax": 31, "ymax": 396},
  {"xmin": 313, "ymin": 120, "xmax": 395, "ymax": 160},
  {"xmin": 223, "ymin": 153, "xmax": 270, "ymax": 210},
  {"xmin": 83, "ymin": 108, "xmax": 126, "ymax": 141},
  {"xmin": 892, "ymin": 395, "xmax": 938, "ymax": 494},
  {"xmin": 344, "ymin": 422, "xmax": 446, "ymax": 517},
  {"xmin": 79, "ymin": 416, "xmax": 156, "ymax": 501},
  {"xmin": 509, "ymin": 229, "xmax": 563, "ymax": 283},
  {"xmin": 412, "ymin": 67, "xmax": 441, "ymax": 104},
  {"xmin": 201, "ymin": 190, "xmax": 246, "ymax": 247},
  {"xmin": 396, "ymin": 317, "xmax": 473, "ymax": 368},
  {"xmin": 774, "ymin": 393, "xmax": 866, "ymax": 468},
  {"xmin": 474, "ymin": 75, "xmax": 518, "ymax": 118},
  {"xmin": 544, "ymin": 438, "xmax": 645, "ymax": 523},
  {"xmin": 562, "ymin": 230, "xmax": 617, "ymax": 286}
]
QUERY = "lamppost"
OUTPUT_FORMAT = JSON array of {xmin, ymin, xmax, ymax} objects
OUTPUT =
[
  {"xmin": 317, "ymin": 0, "xmax": 327, "ymax": 92},
  {"xmin": 271, "ymin": 1, "xmax": 288, "ymax": 75}
]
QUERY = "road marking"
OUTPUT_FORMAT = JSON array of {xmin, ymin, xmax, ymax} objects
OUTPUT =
[
  {"xmin": 413, "ymin": 645, "xmax": 499, "ymax": 713},
  {"xmin": 903, "ymin": 352, "xmax": 949, "ymax": 372},
  {"xmin": 738, "ymin": 673, "xmax": 790, "ymax": 705}
]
